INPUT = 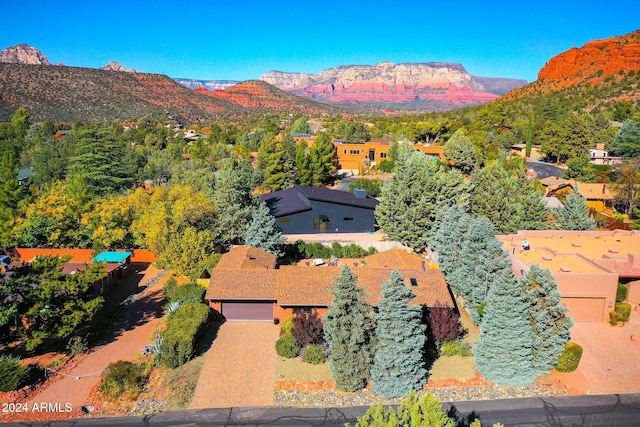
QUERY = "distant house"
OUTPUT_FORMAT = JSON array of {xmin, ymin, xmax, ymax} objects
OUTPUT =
[
  {"xmin": 205, "ymin": 246, "xmax": 453, "ymax": 321},
  {"xmin": 538, "ymin": 177, "xmax": 615, "ymax": 214},
  {"xmin": 589, "ymin": 143, "xmax": 620, "ymax": 165},
  {"xmin": 261, "ymin": 185, "xmax": 379, "ymax": 234},
  {"xmin": 334, "ymin": 138, "xmax": 446, "ymax": 171}
]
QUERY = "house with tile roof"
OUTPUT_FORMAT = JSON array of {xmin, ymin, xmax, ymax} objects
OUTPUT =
[
  {"xmin": 205, "ymin": 246, "xmax": 453, "ymax": 321},
  {"xmin": 498, "ymin": 230, "xmax": 640, "ymax": 322},
  {"xmin": 261, "ymin": 185, "xmax": 379, "ymax": 234}
]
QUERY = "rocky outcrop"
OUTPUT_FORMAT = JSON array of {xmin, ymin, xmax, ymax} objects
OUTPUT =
[
  {"xmin": 101, "ymin": 60, "xmax": 136, "ymax": 72},
  {"xmin": 538, "ymin": 30, "xmax": 640, "ymax": 88},
  {"xmin": 260, "ymin": 62, "xmax": 527, "ymax": 111},
  {"xmin": 0, "ymin": 43, "xmax": 50, "ymax": 65}
]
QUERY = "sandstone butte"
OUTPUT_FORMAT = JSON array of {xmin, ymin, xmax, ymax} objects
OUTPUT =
[{"xmin": 537, "ymin": 29, "xmax": 640, "ymax": 90}]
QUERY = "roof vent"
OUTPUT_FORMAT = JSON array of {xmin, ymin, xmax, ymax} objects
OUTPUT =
[
  {"xmin": 410, "ymin": 278, "xmax": 418, "ymax": 287},
  {"xmin": 571, "ymin": 242, "xmax": 582, "ymax": 247},
  {"xmin": 542, "ymin": 255, "xmax": 553, "ymax": 261},
  {"xmin": 608, "ymin": 248, "xmax": 619, "ymax": 254},
  {"xmin": 560, "ymin": 266, "xmax": 572, "ymax": 272}
]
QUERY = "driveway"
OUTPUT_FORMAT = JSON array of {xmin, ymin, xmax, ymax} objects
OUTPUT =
[
  {"xmin": 556, "ymin": 307, "xmax": 640, "ymax": 394},
  {"xmin": 190, "ymin": 322, "xmax": 280, "ymax": 409},
  {"xmin": 526, "ymin": 160, "xmax": 564, "ymax": 179}
]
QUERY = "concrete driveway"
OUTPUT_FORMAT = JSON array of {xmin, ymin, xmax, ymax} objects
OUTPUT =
[
  {"xmin": 190, "ymin": 322, "xmax": 280, "ymax": 409},
  {"xmin": 557, "ymin": 307, "xmax": 640, "ymax": 394}
]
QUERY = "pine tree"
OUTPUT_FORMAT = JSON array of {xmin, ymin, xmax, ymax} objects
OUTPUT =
[
  {"xmin": 522, "ymin": 265, "xmax": 573, "ymax": 376},
  {"xmin": 279, "ymin": 137, "xmax": 298, "ymax": 190},
  {"xmin": 0, "ymin": 150, "xmax": 23, "ymax": 245},
  {"xmin": 432, "ymin": 206, "xmax": 472, "ymax": 294},
  {"xmin": 244, "ymin": 202, "xmax": 284, "ymax": 257},
  {"xmin": 555, "ymin": 189, "xmax": 597, "ymax": 230},
  {"xmin": 324, "ymin": 266, "xmax": 374, "ymax": 392},
  {"xmin": 443, "ymin": 128, "xmax": 478, "ymax": 175},
  {"xmin": 295, "ymin": 140, "xmax": 311, "ymax": 186},
  {"xmin": 375, "ymin": 152, "xmax": 470, "ymax": 251},
  {"xmin": 475, "ymin": 268, "xmax": 537, "ymax": 386},
  {"xmin": 370, "ymin": 270, "xmax": 426, "ymax": 398},
  {"xmin": 308, "ymin": 133, "xmax": 336, "ymax": 186},
  {"xmin": 457, "ymin": 217, "xmax": 512, "ymax": 324}
]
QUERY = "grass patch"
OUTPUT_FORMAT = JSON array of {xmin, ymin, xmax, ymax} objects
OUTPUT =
[{"xmin": 276, "ymin": 356, "xmax": 332, "ymax": 382}]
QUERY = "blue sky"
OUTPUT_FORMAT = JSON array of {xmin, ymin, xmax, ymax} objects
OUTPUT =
[{"xmin": 2, "ymin": 1, "xmax": 639, "ymax": 83}]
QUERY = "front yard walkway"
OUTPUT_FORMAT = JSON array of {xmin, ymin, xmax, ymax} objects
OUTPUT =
[{"xmin": 190, "ymin": 322, "xmax": 280, "ymax": 409}]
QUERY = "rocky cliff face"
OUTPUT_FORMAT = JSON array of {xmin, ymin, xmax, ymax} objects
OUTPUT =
[
  {"xmin": 0, "ymin": 43, "xmax": 50, "ymax": 65},
  {"xmin": 101, "ymin": 60, "xmax": 136, "ymax": 72},
  {"xmin": 260, "ymin": 62, "xmax": 527, "ymax": 111},
  {"xmin": 537, "ymin": 30, "xmax": 640, "ymax": 88}
]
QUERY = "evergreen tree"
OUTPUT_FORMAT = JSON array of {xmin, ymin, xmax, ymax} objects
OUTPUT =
[
  {"xmin": 370, "ymin": 270, "xmax": 426, "ymax": 398},
  {"xmin": 295, "ymin": 140, "xmax": 311, "ymax": 185},
  {"xmin": 563, "ymin": 155, "xmax": 596, "ymax": 182},
  {"xmin": 611, "ymin": 119, "xmax": 640, "ymax": 158},
  {"xmin": 475, "ymin": 268, "xmax": 537, "ymax": 386},
  {"xmin": 290, "ymin": 117, "xmax": 312, "ymax": 135},
  {"xmin": 308, "ymin": 133, "xmax": 336, "ymax": 186},
  {"xmin": 432, "ymin": 206, "xmax": 472, "ymax": 294},
  {"xmin": 555, "ymin": 189, "xmax": 597, "ymax": 230},
  {"xmin": 375, "ymin": 152, "xmax": 470, "ymax": 251},
  {"xmin": 324, "ymin": 266, "xmax": 374, "ymax": 392},
  {"xmin": 443, "ymin": 128, "xmax": 478, "ymax": 175},
  {"xmin": 0, "ymin": 151, "xmax": 23, "ymax": 245},
  {"xmin": 244, "ymin": 202, "xmax": 284, "ymax": 257},
  {"xmin": 522, "ymin": 265, "xmax": 573, "ymax": 376},
  {"xmin": 278, "ymin": 137, "xmax": 298, "ymax": 190},
  {"xmin": 457, "ymin": 217, "xmax": 512, "ymax": 324}
]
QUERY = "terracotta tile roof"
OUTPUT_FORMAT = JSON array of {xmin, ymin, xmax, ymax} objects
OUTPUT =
[
  {"xmin": 16, "ymin": 248, "xmax": 94, "ymax": 263},
  {"xmin": 205, "ymin": 269, "xmax": 277, "ymax": 300},
  {"xmin": 365, "ymin": 248, "xmax": 425, "ymax": 269},
  {"xmin": 275, "ymin": 266, "xmax": 452, "ymax": 307},
  {"xmin": 215, "ymin": 246, "xmax": 276, "ymax": 270}
]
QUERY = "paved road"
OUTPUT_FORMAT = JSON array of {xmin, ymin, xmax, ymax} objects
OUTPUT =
[
  {"xmin": 15, "ymin": 393, "xmax": 640, "ymax": 426},
  {"xmin": 527, "ymin": 160, "xmax": 564, "ymax": 179}
]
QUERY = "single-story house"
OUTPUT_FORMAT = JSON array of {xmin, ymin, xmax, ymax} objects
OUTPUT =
[
  {"xmin": 205, "ymin": 246, "xmax": 454, "ymax": 321},
  {"xmin": 261, "ymin": 185, "xmax": 379, "ymax": 234},
  {"xmin": 498, "ymin": 230, "xmax": 640, "ymax": 322}
]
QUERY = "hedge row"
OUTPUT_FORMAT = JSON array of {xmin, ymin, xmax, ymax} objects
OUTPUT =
[
  {"xmin": 294, "ymin": 241, "xmax": 377, "ymax": 259},
  {"xmin": 163, "ymin": 277, "xmax": 205, "ymax": 305},
  {"xmin": 159, "ymin": 302, "xmax": 209, "ymax": 368}
]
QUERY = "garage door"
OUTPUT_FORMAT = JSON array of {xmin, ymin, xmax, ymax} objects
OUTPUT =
[
  {"xmin": 562, "ymin": 297, "xmax": 605, "ymax": 322},
  {"xmin": 221, "ymin": 302, "xmax": 273, "ymax": 321}
]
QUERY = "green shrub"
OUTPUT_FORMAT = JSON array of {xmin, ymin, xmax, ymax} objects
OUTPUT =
[
  {"xmin": 555, "ymin": 342, "xmax": 583, "ymax": 373},
  {"xmin": 99, "ymin": 360, "xmax": 151, "ymax": 399},
  {"xmin": 159, "ymin": 303, "xmax": 210, "ymax": 368},
  {"xmin": 302, "ymin": 344, "xmax": 326, "ymax": 364},
  {"xmin": 609, "ymin": 310, "xmax": 622, "ymax": 326},
  {"xmin": 0, "ymin": 355, "xmax": 29, "ymax": 392},
  {"xmin": 275, "ymin": 333, "xmax": 301, "ymax": 358},
  {"xmin": 171, "ymin": 283, "xmax": 205, "ymax": 304},
  {"xmin": 281, "ymin": 316, "xmax": 294, "ymax": 334},
  {"xmin": 66, "ymin": 335, "xmax": 88, "ymax": 356},
  {"xmin": 615, "ymin": 302, "xmax": 632, "ymax": 322},
  {"xmin": 440, "ymin": 340, "xmax": 473, "ymax": 357},
  {"xmin": 617, "ymin": 284, "xmax": 628, "ymax": 302},
  {"xmin": 163, "ymin": 276, "xmax": 178, "ymax": 302}
]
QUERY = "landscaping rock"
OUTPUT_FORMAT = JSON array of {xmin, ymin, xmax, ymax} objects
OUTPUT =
[{"xmin": 129, "ymin": 399, "xmax": 167, "ymax": 416}]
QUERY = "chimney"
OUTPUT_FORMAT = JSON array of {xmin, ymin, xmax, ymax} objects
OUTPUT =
[
  {"xmin": 353, "ymin": 188, "xmax": 366, "ymax": 199},
  {"xmin": 421, "ymin": 260, "xmax": 426, "ymax": 272},
  {"xmin": 602, "ymin": 183, "xmax": 606, "ymax": 194}
]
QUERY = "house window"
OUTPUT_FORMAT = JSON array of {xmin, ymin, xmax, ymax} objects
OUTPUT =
[
  {"xmin": 343, "ymin": 217, "xmax": 355, "ymax": 221},
  {"xmin": 279, "ymin": 218, "xmax": 291, "ymax": 223},
  {"xmin": 313, "ymin": 217, "xmax": 319, "ymax": 230},
  {"xmin": 293, "ymin": 307, "xmax": 312, "ymax": 315},
  {"xmin": 380, "ymin": 152, "xmax": 387, "ymax": 158},
  {"xmin": 349, "ymin": 149, "xmax": 360, "ymax": 155},
  {"xmin": 343, "ymin": 149, "xmax": 347, "ymax": 154}
]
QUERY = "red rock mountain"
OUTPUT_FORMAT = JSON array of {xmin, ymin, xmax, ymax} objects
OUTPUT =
[
  {"xmin": 537, "ymin": 30, "xmax": 640, "ymax": 90},
  {"xmin": 260, "ymin": 62, "xmax": 527, "ymax": 112}
]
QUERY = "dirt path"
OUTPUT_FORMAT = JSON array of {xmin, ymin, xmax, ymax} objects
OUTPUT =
[
  {"xmin": 190, "ymin": 322, "xmax": 280, "ymax": 409},
  {"xmin": 23, "ymin": 266, "xmax": 169, "ymax": 412}
]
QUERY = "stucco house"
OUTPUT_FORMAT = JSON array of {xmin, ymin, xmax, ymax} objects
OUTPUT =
[
  {"xmin": 498, "ymin": 230, "xmax": 640, "ymax": 322},
  {"xmin": 261, "ymin": 185, "xmax": 379, "ymax": 234},
  {"xmin": 205, "ymin": 246, "xmax": 454, "ymax": 321}
]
